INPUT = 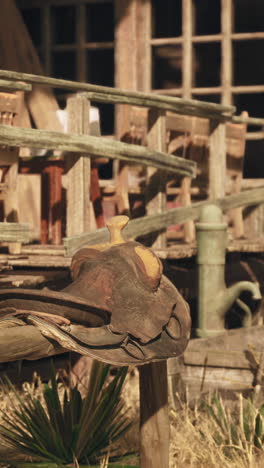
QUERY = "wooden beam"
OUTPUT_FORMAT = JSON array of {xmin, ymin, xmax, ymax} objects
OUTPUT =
[
  {"xmin": 208, "ymin": 120, "xmax": 226, "ymax": 199},
  {"xmin": 0, "ymin": 124, "xmax": 196, "ymax": 177},
  {"xmin": 135, "ymin": 0, "xmax": 151, "ymax": 92},
  {"xmin": 182, "ymin": 0, "xmax": 193, "ymax": 99},
  {"xmin": 83, "ymin": 91, "xmax": 234, "ymax": 121},
  {"xmin": 139, "ymin": 362, "xmax": 169, "ymax": 468},
  {"xmin": 221, "ymin": 0, "xmax": 233, "ymax": 105},
  {"xmin": 0, "ymin": 80, "xmax": 32, "ymax": 92},
  {"xmin": 114, "ymin": 0, "xmax": 138, "ymax": 215},
  {"xmin": 65, "ymin": 95, "xmax": 91, "ymax": 237},
  {"xmin": 0, "ymin": 325, "xmax": 66, "ymax": 363},
  {"xmin": 145, "ymin": 109, "xmax": 167, "ymax": 248},
  {"xmin": 0, "ymin": 70, "xmax": 235, "ymax": 119},
  {"xmin": 0, "ymin": 222, "xmax": 31, "ymax": 242},
  {"xmin": 63, "ymin": 187, "xmax": 264, "ymax": 255}
]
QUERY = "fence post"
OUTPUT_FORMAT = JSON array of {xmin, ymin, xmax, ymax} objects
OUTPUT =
[{"xmin": 65, "ymin": 95, "xmax": 91, "ymax": 237}]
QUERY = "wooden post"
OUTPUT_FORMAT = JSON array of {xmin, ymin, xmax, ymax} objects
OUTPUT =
[
  {"xmin": 141, "ymin": 108, "xmax": 169, "ymax": 468},
  {"xmin": 221, "ymin": 0, "xmax": 233, "ymax": 105},
  {"xmin": 139, "ymin": 361, "xmax": 169, "ymax": 468},
  {"xmin": 208, "ymin": 120, "xmax": 226, "ymax": 200},
  {"xmin": 146, "ymin": 109, "xmax": 167, "ymax": 248},
  {"xmin": 114, "ymin": 0, "xmax": 138, "ymax": 215},
  {"xmin": 65, "ymin": 95, "xmax": 91, "ymax": 237},
  {"xmin": 181, "ymin": 0, "xmax": 195, "ymax": 242}
]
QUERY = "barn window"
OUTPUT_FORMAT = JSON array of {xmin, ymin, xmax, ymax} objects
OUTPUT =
[
  {"xmin": 19, "ymin": 0, "xmax": 115, "ymax": 135},
  {"xmin": 151, "ymin": 0, "xmax": 264, "ymax": 177},
  {"xmin": 17, "ymin": 0, "xmax": 264, "ymax": 172}
]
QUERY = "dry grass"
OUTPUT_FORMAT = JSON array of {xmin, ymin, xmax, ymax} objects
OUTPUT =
[{"xmin": 0, "ymin": 368, "xmax": 263, "ymax": 468}]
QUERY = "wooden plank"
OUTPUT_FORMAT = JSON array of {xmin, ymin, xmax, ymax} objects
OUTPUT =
[
  {"xmin": 140, "ymin": 108, "xmax": 170, "ymax": 468},
  {"xmin": 0, "ymin": 270, "xmax": 68, "ymax": 288},
  {"xmin": 233, "ymin": 115, "xmax": 264, "ymax": 126},
  {"xmin": 182, "ymin": 350, "xmax": 261, "ymax": 370},
  {"xmin": 208, "ymin": 120, "xmax": 226, "ymax": 199},
  {"xmin": 0, "ymin": 80, "xmax": 31, "ymax": 92},
  {"xmin": 0, "ymin": 325, "xmax": 66, "ymax": 363},
  {"xmin": 168, "ymin": 326, "xmax": 264, "ymax": 393},
  {"xmin": 0, "ymin": 70, "xmax": 235, "ymax": 119},
  {"xmin": 83, "ymin": 91, "xmax": 234, "ymax": 121},
  {"xmin": 63, "ymin": 187, "xmax": 264, "ymax": 255},
  {"xmin": 65, "ymin": 95, "xmax": 91, "ymax": 237},
  {"xmin": 221, "ymin": 0, "xmax": 233, "ymax": 105},
  {"xmin": 227, "ymin": 111, "xmax": 248, "ymax": 238},
  {"xmin": 0, "ymin": 124, "xmax": 196, "ymax": 177},
  {"xmin": 115, "ymin": 0, "xmax": 137, "ymax": 136},
  {"xmin": 182, "ymin": 0, "xmax": 193, "ymax": 99},
  {"xmin": 184, "ymin": 325, "xmax": 264, "ymax": 353},
  {"xmin": 114, "ymin": 0, "xmax": 138, "ymax": 215},
  {"xmin": 0, "ymin": 222, "xmax": 31, "ymax": 242},
  {"xmin": 17, "ymin": 174, "xmax": 41, "ymax": 241},
  {"xmin": 135, "ymin": 0, "xmax": 151, "ymax": 92},
  {"xmin": 181, "ymin": 365, "xmax": 253, "ymax": 392},
  {"xmin": 146, "ymin": 109, "xmax": 167, "ymax": 248},
  {"xmin": 139, "ymin": 362, "xmax": 169, "ymax": 468},
  {"xmin": 0, "ymin": 254, "xmax": 71, "ymax": 268}
]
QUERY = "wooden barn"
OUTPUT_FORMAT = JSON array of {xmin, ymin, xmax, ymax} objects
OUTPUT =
[{"xmin": 0, "ymin": 0, "xmax": 263, "ymax": 405}]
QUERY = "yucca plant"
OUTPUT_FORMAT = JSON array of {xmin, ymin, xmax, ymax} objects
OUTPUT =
[
  {"xmin": 0, "ymin": 361, "xmax": 133, "ymax": 466},
  {"xmin": 202, "ymin": 393, "xmax": 264, "ymax": 461}
]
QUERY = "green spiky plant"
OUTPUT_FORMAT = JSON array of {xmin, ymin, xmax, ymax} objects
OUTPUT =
[
  {"xmin": 202, "ymin": 393, "xmax": 264, "ymax": 461},
  {"xmin": 0, "ymin": 361, "xmax": 135, "ymax": 467}
]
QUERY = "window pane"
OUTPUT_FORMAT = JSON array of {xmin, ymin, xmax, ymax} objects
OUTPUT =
[
  {"xmin": 86, "ymin": 3, "xmax": 114, "ymax": 42},
  {"xmin": 86, "ymin": 50, "xmax": 114, "ymax": 134},
  {"xmin": 152, "ymin": 0, "xmax": 182, "ymax": 38},
  {"xmin": 21, "ymin": 8, "xmax": 42, "ymax": 46},
  {"xmin": 194, "ymin": 43, "xmax": 221, "ymax": 87},
  {"xmin": 234, "ymin": 40, "xmax": 264, "ymax": 86},
  {"xmin": 243, "ymin": 140, "xmax": 264, "ymax": 178},
  {"xmin": 152, "ymin": 46, "xmax": 182, "ymax": 89},
  {"xmin": 51, "ymin": 51, "xmax": 77, "ymax": 80},
  {"xmin": 194, "ymin": 0, "xmax": 221, "ymax": 35},
  {"xmin": 192, "ymin": 94, "xmax": 220, "ymax": 104},
  {"xmin": 234, "ymin": 0, "xmax": 264, "ymax": 33},
  {"xmin": 51, "ymin": 6, "xmax": 76, "ymax": 44},
  {"xmin": 233, "ymin": 93, "xmax": 264, "ymax": 118},
  {"xmin": 86, "ymin": 49, "xmax": 114, "ymax": 86}
]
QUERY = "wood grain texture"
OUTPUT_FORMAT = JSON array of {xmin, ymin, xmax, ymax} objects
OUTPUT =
[
  {"xmin": 65, "ymin": 95, "xmax": 91, "ymax": 237},
  {"xmin": 0, "ymin": 80, "xmax": 31, "ymax": 92},
  {"xmin": 0, "ymin": 325, "xmax": 66, "ymax": 362},
  {"xmin": 0, "ymin": 124, "xmax": 196, "ymax": 177},
  {"xmin": 139, "ymin": 361, "xmax": 169, "ymax": 468},
  {"xmin": 146, "ymin": 109, "xmax": 167, "ymax": 248},
  {"xmin": 0, "ymin": 69, "xmax": 235, "ymax": 119},
  {"xmin": 64, "ymin": 187, "xmax": 264, "ymax": 255},
  {"xmin": 208, "ymin": 120, "xmax": 226, "ymax": 199}
]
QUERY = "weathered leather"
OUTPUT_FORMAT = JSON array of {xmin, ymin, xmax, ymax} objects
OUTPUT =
[{"xmin": 0, "ymin": 241, "xmax": 191, "ymax": 365}]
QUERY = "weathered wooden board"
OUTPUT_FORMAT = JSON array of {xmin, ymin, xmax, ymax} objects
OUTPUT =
[
  {"xmin": 0, "ymin": 80, "xmax": 31, "ymax": 92},
  {"xmin": 0, "ymin": 325, "xmax": 66, "ymax": 363},
  {"xmin": 65, "ymin": 95, "xmax": 91, "ymax": 237},
  {"xmin": 0, "ymin": 222, "xmax": 31, "ymax": 242},
  {"xmin": 139, "ymin": 362, "xmax": 169, "ymax": 468},
  {"xmin": 64, "ymin": 187, "xmax": 264, "ymax": 255},
  {"xmin": 0, "ymin": 124, "xmax": 196, "ymax": 177},
  {"xmin": 168, "ymin": 325, "xmax": 264, "ymax": 395},
  {"xmin": 0, "ymin": 69, "xmax": 235, "ymax": 120}
]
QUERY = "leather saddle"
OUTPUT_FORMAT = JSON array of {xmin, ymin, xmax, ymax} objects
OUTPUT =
[{"xmin": 0, "ymin": 216, "xmax": 191, "ymax": 365}]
